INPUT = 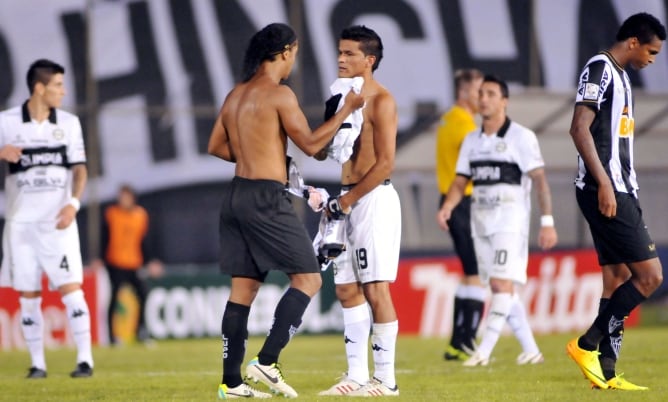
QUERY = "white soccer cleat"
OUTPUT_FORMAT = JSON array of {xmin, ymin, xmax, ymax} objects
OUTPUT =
[
  {"xmin": 346, "ymin": 377, "xmax": 399, "ymax": 397},
  {"xmin": 245, "ymin": 357, "xmax": 298, "ymax": 398},
  {"xmin": 516, "ymin": 351, "xmax": 544, "ymax": 365},
  {"xmin": 218, "ymin": 383, "xmax": 272, "ymax": 399},
  {"xmin": 462, "ymin": 352, "xmax": 490, "ymax": 367},
  {"xmin": 318, "ymin": 373, "xmax": 364, "ymax": 395}
]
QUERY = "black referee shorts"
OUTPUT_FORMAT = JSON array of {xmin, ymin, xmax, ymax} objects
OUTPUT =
[
  {"xmin": 218, "ymin": 176, "xmax": 319, "ymax": 281},
  {"xmin": 576, "ymin": 188, "xmax": 657, "ymax": 266},
  {"xmin": 440, "ymin": 194, "xmax": 478, "ymax": 276}
]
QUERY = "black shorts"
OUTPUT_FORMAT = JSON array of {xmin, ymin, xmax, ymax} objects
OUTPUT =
[
  {"xmin": 576, "ymin": 189, "xmax": 657, "ymax": 265},
  {"xmin": 440, "ymin": 194, "xmax": 478, "ymax": 276},
  {"xmin": 218, "ymin": 176, "xmax": 319, "ymax": 281}
]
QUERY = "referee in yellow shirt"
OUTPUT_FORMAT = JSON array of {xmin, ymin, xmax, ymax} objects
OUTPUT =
[{"xmin": 435, "ymin": 69, "xmax": 485, "ymax": 360}]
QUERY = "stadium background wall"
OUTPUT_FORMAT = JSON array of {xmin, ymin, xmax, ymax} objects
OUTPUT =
[{"xmin": 3, "ymin": 247, "xmax": 664, "ymax": 349}]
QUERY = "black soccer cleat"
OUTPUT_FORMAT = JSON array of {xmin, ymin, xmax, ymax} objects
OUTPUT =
[
  {"xmin": 26, "ymin": 367, "xmax": 47, "ymax": 379},
  {"xmin": 70, "ymin": 362, "xmax": 93, "ymax": 378}
]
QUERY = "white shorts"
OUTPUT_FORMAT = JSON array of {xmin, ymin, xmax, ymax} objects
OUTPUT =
[
  {"xmin": 333, "ymin": 183, "xmax": 401, "ymax": 285},
  {"xmin": 473, "ymin": 232, "xmax": 528, "ymax": 285},
  {"xmin": 0, "ymin": 221, "xmax": 83, "ymax": 291}
]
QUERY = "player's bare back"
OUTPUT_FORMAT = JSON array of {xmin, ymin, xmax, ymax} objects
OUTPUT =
[{"xmin": 221, "ymin": 77, "xmax": 293, "ymax": 182}]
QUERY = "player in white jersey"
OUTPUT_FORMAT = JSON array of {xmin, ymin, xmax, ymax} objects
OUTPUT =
[
  {"xmin": 566, "ymin": 13, "xmax": 665, "ymax": 391},
  {"xmin": 437, "ymin": 75, "xmax": 558, "ymax": 366},
  {"xmin": 317, "ymin": 26, "xmax": 401, "ymax": 397},
  {"xmin": 0, "ymin": 59, "xmax": 93, "ymax": 378}
]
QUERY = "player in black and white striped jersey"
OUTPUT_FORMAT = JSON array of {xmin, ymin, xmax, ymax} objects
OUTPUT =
[{"xmin": 566, "ymin": 12, "xmax": 666, "ymax": 391}]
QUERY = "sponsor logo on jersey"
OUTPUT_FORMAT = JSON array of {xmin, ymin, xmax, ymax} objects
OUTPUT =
[
  {"xmin": 472, "ymin": 165, "xmax": 501, "ymax": 181},
  {"xmin": 470, "ymin": 161, "xmax": 522, "ymax": 186},
  {"xmin": 8, "ymin": 146, "xmax": 68, "ymax": 174}
]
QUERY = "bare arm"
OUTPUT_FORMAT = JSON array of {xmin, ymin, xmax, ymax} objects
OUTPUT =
[
  {"xmin": 57, "ymin": 164, "xmax": 87, "ymax": 229},
  {"xmin": 71, "ymin": 164, "xmax": 87, "ymax": 200},
  {"xmin": 435, "ymin": 174, "xmax": 468, "ymax": 231},
  {"xmin": 278, "ymin": 87, "xmax": 364, "ymax": 156},
  {"xmin": 207, "ymin": 108, "xmax": 235, "ymax": 162},
  {"xmin": 528, "ymin": 167, "xmax": 558, "ymax": 249},
  {"xmin": 338, "ymin": 93, "xmax": 396, "ymax": 209},
  {"xmin": 569, "ymin": 104, "xmax": 616, "ymax": 217}
]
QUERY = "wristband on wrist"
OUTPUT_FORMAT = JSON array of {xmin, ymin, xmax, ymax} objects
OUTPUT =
[
  {"xmin": 69, "ymin": 197, "xmax": 81, "ymax": 212},
  {"xmin": 540, "ymin": 215, "xmax": 554, "ymax": 227}
]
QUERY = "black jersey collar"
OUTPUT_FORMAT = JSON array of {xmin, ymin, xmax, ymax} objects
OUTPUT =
[
  {"xmin": 480, "ymin": 117, "xmax": 511, "ymax": 138},
  {"xmin": 22, "ymin": 100, "xmax": 57, "ymax": 124},
  {"xmin": 599, "ymin": 51, "xmax": 624, "ymax": 72}
]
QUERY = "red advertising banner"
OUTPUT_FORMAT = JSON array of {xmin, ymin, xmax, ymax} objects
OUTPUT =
[
  {"xmin": 392, "ymin": 249, "xmax": 639, "ymax": 336},
  {"xmin": 0, "ymin": 270, "xmax": 99, "ymax": 350}
]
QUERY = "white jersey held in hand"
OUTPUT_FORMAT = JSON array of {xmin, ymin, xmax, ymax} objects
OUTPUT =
[{"xmin": 325, "ymin": 77, "xmax": 364, "ymax": 164}]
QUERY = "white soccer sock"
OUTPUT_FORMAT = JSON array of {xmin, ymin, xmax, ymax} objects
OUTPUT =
[
  {"xmin": 466, "ymin": 285, "xmax": 487, "ymax": 303},
  {"xmin": 19, "ymin": 297, "xmax": 46, "ymax": 370},
  {"xmin": 476, "ymin": 293, "xmax": 513, "ymax": 359},
  {"xmin": 507, "ymin": 293, "xmax": 540, "ymax": 354},
  {"xmin": 371, "ymin": 320, "xmax": 398, "ymax": 388},
  {"xmin": 62, "ymin": 290, "xmax": 93, "ymax": 367},
  {"xmin": 342, "ymin": 303, "xmax": 370, "ymax": 384},
  {"xmin": 455, "ymin": 284, "xmax": 468, "ymax": 299}
]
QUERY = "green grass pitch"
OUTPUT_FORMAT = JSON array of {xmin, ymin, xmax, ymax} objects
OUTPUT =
[{"xmin": 0, "ymin": 327, "xmax": 666, "ymax": 401}]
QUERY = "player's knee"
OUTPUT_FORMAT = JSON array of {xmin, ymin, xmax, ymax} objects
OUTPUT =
[
  {"xmin": 643, "ymin": 271, "xmax": 663, "ymax": 293},
  {"xmin": 362, "ymin": 282, "xmax": 391, "ymax": 305},
  {"xmin": 634, "ymin": 269, "xmax": 663, "ymax": 295},
  {"xmin": 290, "ymin": 273, "xmax": 321, "ymax": 297},
  {"xmin": 58, "ymin": 282, "xmax": 82, "ymax": 296},
  {"xmin": 335, "ymin": 283, "xmax": 363, "ymax": 305}
]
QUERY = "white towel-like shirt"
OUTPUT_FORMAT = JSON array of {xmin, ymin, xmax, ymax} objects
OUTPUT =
[{"xmin": 327, "ymin": 77, "xmax": 364, "ymax": 164}]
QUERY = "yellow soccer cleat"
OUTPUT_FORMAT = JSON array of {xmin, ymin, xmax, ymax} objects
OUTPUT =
[
  {"xmin": 566, "ymin": 337, "xmax": 609, "ymax": 389},
  {"xmin": 444, "ymin": 345, "xmax": 470, "ymax": 361},
  {"xmin": 217, "ymin": 383, "xmax": 272, "ymax": 399},
  {"xmin": 606, "ymin": 374, "xmax": 649, "ymax": 391},
  {"xmin": 246, "ymin": 357, "xmax": 298, "ymax": 398}
]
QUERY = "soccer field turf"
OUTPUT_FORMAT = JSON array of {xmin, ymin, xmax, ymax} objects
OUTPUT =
[{"xmin": 1, "ymin": 327, "xmax": 666, "ymax": 401}]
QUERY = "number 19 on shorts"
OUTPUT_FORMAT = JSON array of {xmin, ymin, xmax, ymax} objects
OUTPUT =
[{"xmin": 355, "ymin": 248, "xmax": 368, "ymax": 269}]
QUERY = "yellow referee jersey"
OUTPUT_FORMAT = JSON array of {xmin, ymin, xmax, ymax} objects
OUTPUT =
[{"xmin": 435, "ymin": 105, "xmax": 475, "ymax": 196}]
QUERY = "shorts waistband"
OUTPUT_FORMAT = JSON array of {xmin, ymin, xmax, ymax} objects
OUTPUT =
[{"xmin": 341, "ymin": 179, "xmax": 390, "ymax": 191}]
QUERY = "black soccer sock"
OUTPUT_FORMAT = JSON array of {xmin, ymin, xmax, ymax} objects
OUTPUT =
[
  {"xmin": 580, "ymin": 281, "xmax": 645, "ymax": 351},
  {"xmin": 465, "ymin": 299, "xmax": 485, "ymax": 349},
  {"xmin": 258, "ymin": 288, "xmax": 311, "ymax": 365},
  {"xmin": 221, "ymin": 301, "xmax": 250, "ymax": 387},
  {"xmin": 449, "ymin": 296, "xmax": 465, "ymax": 349},
  {"xmin": 596, "ymin": 298, "xmax": 621, "ymax": 380}
]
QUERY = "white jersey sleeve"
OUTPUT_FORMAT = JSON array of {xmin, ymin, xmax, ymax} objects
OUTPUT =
[
  {"xmin": 66, "ymin": 116, "xmax": 86, "ymax": 164},
  {"xmin": 455, "ymin": 131, "xmax": 475, "ymax": 177},
  {"xmin": 575, "ymin": 58, "xmax": 612, "ymax": 111},
  {"xmin": 516, "ymin": 128, "xmax": 544, "ymax": 173}
]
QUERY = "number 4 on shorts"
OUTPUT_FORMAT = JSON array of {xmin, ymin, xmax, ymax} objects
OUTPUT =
[{"xmin": 60, "ymin": 256, "xmax": 69, "ymax": 271}]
